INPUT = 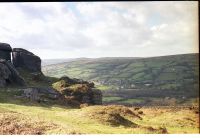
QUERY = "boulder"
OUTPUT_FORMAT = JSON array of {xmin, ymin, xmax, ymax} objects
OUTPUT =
[
  {"xmin": 0, "ymin": 42, "xmax": 12, "ymax": 61},
  {"xmin": 23, "ymin": 87, "xmax": 60, "ymax": 102},
  {"xmin": 52, "ymin": 79, "xmax": 102, "ymax": 105},
  {"xmin": 12, "ymin": 48, "xmax": 41, "ymax": 72},
  {"xmin": 0, "ymin": 59, "xmax": 26, "ymax": 87}
]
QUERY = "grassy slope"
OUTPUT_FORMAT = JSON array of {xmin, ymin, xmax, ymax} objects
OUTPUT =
[
  {"xmin": 0, "ymin": 88, "xmax": 199, "ymax": 134},
  {"xmin": 42, "ymin": 53, "xmax": 199, "ymax": 90},
  {"xmin": 1, "ymin": 54, "xmax": 199, "ymax": 134}
]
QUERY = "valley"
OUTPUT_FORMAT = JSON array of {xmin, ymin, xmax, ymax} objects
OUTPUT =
[
  {"xmin": 42, "ymin": 53, "xmax": 199, "ymax": 106},
  {"xmin": 42, "ymin": 54, "xmax": 199, "ymax": 91}
]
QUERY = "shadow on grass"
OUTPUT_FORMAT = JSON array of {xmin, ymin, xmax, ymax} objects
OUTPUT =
[{"xmin": 0, "ymin": 87, "xmax": 78, "ymax": 110}]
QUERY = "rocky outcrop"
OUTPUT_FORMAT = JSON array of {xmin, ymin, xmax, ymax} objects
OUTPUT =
[
  {"xmin": 0, "ymin": 59, "xmax": 26, "ymax": 87},
  {"xmin": 0, "ymin": 42, "xmax": 12, "ymax": 61},
  {"xmin": 52, "ymin": 77, "xmax": 102, "ymax": 105},
  {"xmin": 0, "ymin": 42, "xmax": 101, "ymax": 107},
  {"xmin": 23, "ymin": 87, "xmax": 60, "ymax": 102},
  {"xmin": 12, "ymin": 48, "xmax": 41, "ymax": 72}
]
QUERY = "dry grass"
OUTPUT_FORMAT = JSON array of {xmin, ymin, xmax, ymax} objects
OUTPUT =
[
  {"xmin": 0, "ymin": 110, "xmax": 58, "ymax": 135},
  {"xmin": 0, "ymin": 103, "xmax": 199, "ymax": 134},
  {"xmin": 133, "ymin": 106, "xmax": 199, "ymax": 134},
  {"xmin": 83, "ymin": 105, "xmax": 142, "ymax": 126},
  {"xmin": 81, "ymin": 105, "xmax": 169, "ymax": 133}
]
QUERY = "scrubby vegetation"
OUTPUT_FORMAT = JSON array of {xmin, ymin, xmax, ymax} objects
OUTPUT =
[
  {"xmin": 0, "ymin": 109, "xmax": 58, "ymax": 135},
  {"xmin": 51, "ymin": 76, "xmax": 102, "ymax": 107},
  {"xmin": 17, "ymin": 68, "xmax": 58, "ymax": 87}
]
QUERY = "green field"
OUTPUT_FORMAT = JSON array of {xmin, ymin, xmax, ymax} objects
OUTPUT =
[
  {"xmin": 42, "ymin": 53, "xmax": 199, "ymax": 91},
  {"xmin": 103, "ymin": 96, "xmax": 124, "ymax": 102}
]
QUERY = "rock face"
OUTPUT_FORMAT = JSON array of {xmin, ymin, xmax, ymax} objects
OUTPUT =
[
  {"xmin": 0, "ymin": 60, "xmax": 10, "ymax": 87},
  {"xmin": 0, "ymin": 42, "xmax": 12, "ymax": 61},
  {"xmin": 0, "ymin": 59, "xmax": 26, "ymax": 87},
  {"xmin": 23, "ymin": 87, "xmax": 60, "ymax": 102},
  {"xmin": 12, "ymin": 48, "xmax": 41, "ymax": 72}
]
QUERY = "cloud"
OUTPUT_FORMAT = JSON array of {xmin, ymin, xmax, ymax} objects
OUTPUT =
[{"xmin": 0, "ymin": 2, "xmax": 198, "ymax": 59}]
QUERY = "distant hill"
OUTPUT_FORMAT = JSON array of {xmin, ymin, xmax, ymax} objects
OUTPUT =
[
  {"xmin": 41, "ymin": 58, "xmax": 77, "ymax": 66},
  {"xmin": 42, "ymin": 53, "xmax": 199, "ymax": 91},
  {"xmin": 42, "ymin": 57, "xmax": 141, "ymax": 66}
]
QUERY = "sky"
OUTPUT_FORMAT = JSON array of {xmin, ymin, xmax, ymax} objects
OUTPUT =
[{"xmin": 0, "ymin": 2, "xmax": 198, "ymax": 59}]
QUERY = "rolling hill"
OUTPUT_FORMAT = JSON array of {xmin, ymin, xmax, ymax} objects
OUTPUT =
[
  {"xmin": 41, "ymin": 58, "xmax": 77, "ymax": 66},
  {"xmin": 42, "ymin": 53, "xmax": 199, "ymax": 91}
]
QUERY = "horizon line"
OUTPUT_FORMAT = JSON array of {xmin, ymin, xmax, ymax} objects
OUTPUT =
[{"xmin": 41, "ymin": 52, "xmax": 199, "ymax": 60}]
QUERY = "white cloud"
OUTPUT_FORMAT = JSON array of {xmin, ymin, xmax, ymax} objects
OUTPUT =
[{"xmin": 0, "ymin": 2, "xmax": 198, "ymax": 59}]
